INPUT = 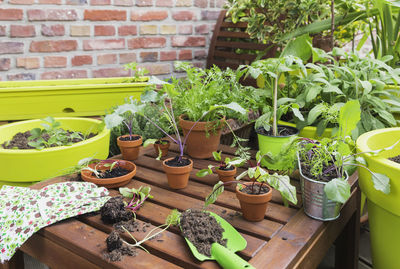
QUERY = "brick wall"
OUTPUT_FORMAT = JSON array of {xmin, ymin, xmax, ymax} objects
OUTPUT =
[{"xmin": 0, "ymin": 0, "xmax": 226, "ymax": 81}]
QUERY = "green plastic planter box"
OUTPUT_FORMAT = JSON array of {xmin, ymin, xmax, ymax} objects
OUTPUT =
[
  {"xmin": 0, "ymin": 117, "xmax": 110, "ymax": 187},
  {"xmin": 0, "ymin": 77, "xmax": 147, "ymax": 120},
  {"xmin": 357, "ymin": 128, "xmax": 400, "ymax": 269}
]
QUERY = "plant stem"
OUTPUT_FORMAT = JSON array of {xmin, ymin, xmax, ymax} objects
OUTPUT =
[
  {"xmin": 141, "ymin": 114, "xmax": 179, "ymax": 145},
  {"xmin": 331, "ymin": 0, "xmax": 335, "ymax": 50},
  {"xmin": 273, "ymin": 73, "xmax": 279, "ymax": 137}
]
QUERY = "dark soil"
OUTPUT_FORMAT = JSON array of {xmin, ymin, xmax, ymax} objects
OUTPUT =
[
  {"xmin": 180, "ymin": 209, "xmax": 227, "ymax": 257},
  {"xmin": 113, "ymin": 219, "xmax": 139, "ymax": 233},
  {"xmin": 300, "ymin": 162, "xmax": 339, "ymax": 182},
  {"xmin": 119, "ymin": 135, "xmax": 141, "ymax": 141},
  {"xmin": 104, "ymin": 230, "xmax": 137, "ymax": 262},
  {"xmin": 240, "ymin": 184, "xmax": 270, "ymax": 195},
  {"xmin": 389, "ymin": 155, "xmax": 400, "ymax": 164},
  {"xmin": 1, "ymin": 130, "xmax": 96, "ymax": 149},
  {"xmin": 95, "ymin": 167, "xmax": 130, "ymax": 179},
  {"xmin": 165, "ymin": 156, "xmax": 191, "ymax": 167},
  {"xmin": 155, "ymin": 139, "xmax": 169, "ymax": 145},
  {"xmin": 100, "ymin": 197, "xmax": 133, "ymax": 224},
  {"xmin": 256, "ymin": 125, "xmax": 298, "ymax": 137},
  {"xmin": 218, "ymin": 165, "xmax": 235, "ymax": 171}
]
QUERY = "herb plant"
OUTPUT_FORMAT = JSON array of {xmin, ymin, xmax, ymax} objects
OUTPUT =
[
  {"xmin": 196, "ymin": 151, "xmax": 247, "ymax": 177},
  {"xmin": 123, "ymin": 62, "xmax": 149, "ymax": 82},
  {"xmin": 120, "ymin": 186, "xmax": 153, "ymax": 216}
]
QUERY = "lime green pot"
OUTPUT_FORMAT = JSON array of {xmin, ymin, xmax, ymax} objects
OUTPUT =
[
  {"xmin": 0, "ymin": 117, "xmax": 110, "ymax": 187},
  {"xmin": 0, "ymin": 77, "xmax": 147, "ymax": 120},
  {"xmin": 257, "ymin": 125, "xmax": 298, "ymax": 170},
  {"xmin": 277, "ymin": 120, "xmax": 332, "ymax": 139},
  {"xmin": 357, "ymin": 127, "xmax": 400, "ymax": 269}
]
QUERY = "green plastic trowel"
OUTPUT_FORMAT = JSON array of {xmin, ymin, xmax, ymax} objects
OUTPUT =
[{"xmin": 181, "ymin": 211, "xmax": 256, "ymax": 269}]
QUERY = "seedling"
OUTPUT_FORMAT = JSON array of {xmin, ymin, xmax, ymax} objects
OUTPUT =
[
  {"xmin": 119, "ymin": 186, "xmax": 153, "ymax": 217},
  {"xmin": 27, "ymin": 116, "xmax": 84, "ymax": 149},
  {"xmin": 196, "ymin": 151, "xmax": 246, "ymax": 177},
  {"xmin": 124, "ymin": 62, "xmax": 149, "ymax": 82},
  {"xmin": 143, "ymin": 138, "xmax": 169, "ymax": 160},
  {"xmin": 81, "ymin": 160, "xmax": 120, "ymax": 178}
]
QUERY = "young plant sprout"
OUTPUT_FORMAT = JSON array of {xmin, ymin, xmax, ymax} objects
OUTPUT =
[
  {"xmin": 81, "ymin": 159, "xmax": 120, "ymax": 178},
  {"xmin": 123, "ymin": 62, "xmax": 149, "ymax": 83},
  {"xmin": 143, "ymin": 138, "xmax": 169, "ymax": 160},
  {"xmin": 204, "ymin": 150, "xmax": 298, "ymax": 207},
  {"xmin": 119, "ymin": 186, "xmax": 153, "ymax": 216},
  {"xmin": 196, "ymin": 151, "xmax": 246, "ymax": 177}
]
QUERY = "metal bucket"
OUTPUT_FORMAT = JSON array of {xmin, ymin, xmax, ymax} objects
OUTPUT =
[{"xmin": 298, "ymin": 159, "xmax": 348, "ymax": 221}]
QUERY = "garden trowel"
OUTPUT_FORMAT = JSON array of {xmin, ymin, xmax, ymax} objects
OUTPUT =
[{"xmin": 181, "ymin": 211, "xmax": 255, "ymax": 269}]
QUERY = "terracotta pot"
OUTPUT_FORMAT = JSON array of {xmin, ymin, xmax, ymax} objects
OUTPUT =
[
  {"xmin": 179, "ymin": 115, "xmax": 224, "ymax": 159},
  {"xmin": 117, "ymin": 135, "xmax": 142, "ymax": 160},
  {"xmin": 162, "ymin": 157, "xmax": 193, "ymax": 189},
  {"xmin": 215, "ymin": 166, "xmax": 237, "ymax": 183},
  {"xmin": 153, "ymin": 140, "xmax": 170, "ymax": 157},
  {"xmin": 235, "ymin": 182, "xmax": 272, "ymax": 222},
  {"xmin": 81, "ymin": 159, "xmax": 136, "ymax": 188}
]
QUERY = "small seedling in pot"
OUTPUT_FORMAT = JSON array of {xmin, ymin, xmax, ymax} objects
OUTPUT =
[
  {"xmin": 143, "ymin": 138, "xmax": 169, "ymax": 160},
  {"xmin": 119, "ymin": 186, "xmax": 153, "ymax": 218},
  {"xmin": 124, "ymin": 62, "xmax": 149, "ymax": 83},
  {"xmin": 81, "ymin": 160, "xmax": 120, "ymax": 178},
  {"xmin": 196, "ymin": 151, "xmax": 246, "ymax": 177}
]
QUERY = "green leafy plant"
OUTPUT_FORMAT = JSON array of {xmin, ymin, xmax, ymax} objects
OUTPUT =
[
  {"xmin": 27, "ymin": 116, "xmax": 85, "ymax": 149},
  {"xmin": 120, "ymin": 186, "xmax": 153, "ymax": 217},
  {"xmin": 123, "ymin": 62, "xmax": 149, "ymax": 82},
  {"xmin": 196, "ymin": 151, "xmax": 247, "ymax": 177},
  {"xmin": 81, "ymin": 159, "xmax": 120, "ymax": 178},
  {"xmin": 142, "ymin": 138, "xmax": 169, "ymax": 160}
]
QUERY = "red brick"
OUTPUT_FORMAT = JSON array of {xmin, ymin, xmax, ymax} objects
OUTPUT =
[
  {"xmin": 127, "ymin": 37, "xmax": 166, "ymax": 49},
  {"xmin": 84, "ymin": 10, "xmax": 126, "ymax": 21},
  {"xmin": 71, "ymin": 55, "xmax": 93, "ymax": 66},
  {"xmin": 95, "ymin": 25, "xmax": 115, "ymax": 36},
  {"xmin": 118, "ymin": 25, "xmax": 137, "ymax": 36},
  {"xmin": 0, "ymin": 42, "xmax": 24, "ymax": 54},
  {"xmin": 28, "ymin": 9, "xmax": 78, "ymax": 21},
  {"xmin": 140, "ymin": 51, "xmax": 158, "ymax": 62},
  {"xmin": 38, "ymin": 0, "xmax": 61, "ymax": 4},
  {"xmin": 41, "ymin": 24, "xmax": 65, "ymax": 36},
  {"xmin": 131, "ymin": 10, "xmax": 168, "ymax": 21},
  {"xmin": 92, "ymin": 67, "xmax": 129, "ymax": 78},
  {"xmin": 0, "ymin": 9, "xmax": 23, "ymax": 20},
  {"xmin": 178, "ymin": 25, "xmax": 192, "ymax": 34},
  {"xmin": 0, "ymin": 26, "xmax": 5, "ymax": 36},
  {"xmin": 195, "ymin": 24, "xmax": 209, "ymax": 34},
  {"xmin": 140, "ymin": 63, "xmax": 171, "ymax": 75},
  {"xmin": 83, "ymin": 39, "xmax": 125, "ymax": 50},
  {"xmin": 194, "ymin": 0, "xmax": 207, "ymax": 8},
  {"xmin": 30, "ymin": 40, "xmax": 77, "ymax": 52},
  {"xmin": 0, "ymin": 58, "xmax": 11, "ymax": 71},
  {"xmin": 41, "ymin": 70, "xmax": 87, "ymax": 80},
  {"xmin": 194, "ymin": 49, "xmax": 207, "ymax": 60},
  {"xmin": 10, "ymin": 25, "xmax": 35, "ymax": 37},
  {"xmin": 172, "ymin": 11, "xmax": 196, "ymax": 21},
  {"xmin": 16, "ymin": 57, "xmax": 40, "ymax": 69},
  {"xmin": 9, "ymin": 0, "xmax": 34, "ymax": 4},
  {"xmin": 44, "ymin": 56, "xmax": 67, "ymax": 67},
  {"xmin": 156, "ymin": 0, "xmax": 172, "ymax": 6},
  {"xmin": 119, "ymin": 53, "xmax": 136, "ymax": 63},
  {"xmin": 179, "ymin": 49, "xmax": 192, "ymax": 60},
  {"xmin": 97, "ymin": 54, "xmax": 117, "ymax": 65},
  {"xmin": 90, "ymin": 0, "xmax": 110, "ymax": 4},
  {"xmin": 136, "ymin": 0, "xmax": 152, "ymax": 6},
  {"xmin": 8, "ymin": 73, "xmax": 36, "ymax": 80},
  {"xmin": 160, "ymin": 51, "xmax": 176, "ymax": 61},
  {"xmin": 172, "ymin": 36, "xmax": 206, "ymax": 47},
  {"xmin": 114, "ymin": 0, "xmax": 133, "ymax": 5},
  {"xmin": 201, "ymin": 10, "xmax": 219, "ymax": 20}
]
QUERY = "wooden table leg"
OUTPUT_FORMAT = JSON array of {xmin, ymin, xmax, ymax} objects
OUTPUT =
[
  {"xmin": 335, "ymin": 185, "xmax": 361, "ymax": 269},
  {"xmin": 0, "ymin": 250, "xmax": 24, "ymax": 269}
]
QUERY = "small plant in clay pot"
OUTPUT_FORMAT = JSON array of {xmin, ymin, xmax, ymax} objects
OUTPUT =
[
  {"xmin": 196, "ymin": 151, "xmax": 246, "ymax": 183},
  {"xmin": 143, "ymin": 138, "xmax": 170, "ymax": 159},
  {"xmin": 80, "ymin": 159, "xmax": 136, "ymax": 188},
  {"xmin": 204, "ymin": 151, "xmax": 298, "ymax": 222}
]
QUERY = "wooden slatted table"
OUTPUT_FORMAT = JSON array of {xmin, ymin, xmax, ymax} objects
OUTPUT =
[{"xmin": 1, "ymin": 143, "xmax": 360, "ymax": 269}]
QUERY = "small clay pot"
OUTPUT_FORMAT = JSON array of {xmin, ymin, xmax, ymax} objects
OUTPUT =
[
  {"xmin": 162, "ymin": 157, "xmax": 193, "ymax": 189},
  {"xmin": 153, "ymin": 140, "xmax": 170, "ymax": 157},
  {"xmin": 81, "ymin": 159, "xmax": 136, "ymax": 188},
  {"xmin": 235, "ymin": 182, "xmax": 272, "ymax": 222},
  {"xmin": 117, "ymin": 135, "xmax": 142, "ymax": 161},
  {"xmin": 179, "ymin": 115, "xmax": 224, "ymax": 159},
  {"xmin": 215, "ymin": 166, "xmax": 237, "ymax": 183}
]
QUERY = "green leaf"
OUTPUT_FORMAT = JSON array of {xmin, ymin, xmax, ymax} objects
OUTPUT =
[
  {"xmin": 281, "ymin": 34, "xmax": 312, "ymax": 61},
  {"xmin": 104, "ymin": 114, "xmax": 125, "ymax": 129},
  {"xmin": 371, "ymin": 172, "xmax": 391, "ymax": 194},
  {"xmin": 212, "ymin": 151, "xmax": 222, "ymax": 162},
  {"xmin": 119, "ymin": 187, "xmax": 133, "ymax": 198},
  {"xmin": 291, "ymin": 107, "xmax": 304, "ymax": 121},
  {"xmin": 204, "ymin": 182, "xmax": 225, "ymax": 207},
  {"xmin": 307, "ymin": 104, "xmax": 325, "ymax": 125},
  {"xmin": 337, "ymin": 100, "xmax": 361, "ymax": 138},
  {"xmin": 143, "ymin": 139, "xmax": 157, "ymax": 148},
  {"xmin": 266, "ymin": 173, "xmax": 297, "ymax": 205},
  {"xmin": 166, "ymin": 209, "xmax": 181, "ymax": 226},
  {"xmin": 140, "ymin": 90, "xmax": 159, "ymax": 103},
  {"xmin": 324, "ymin": 178, "xmax": 351, "ymax": 203},
  {"xmin": 196, "ymin": 169, "xmax": 212, "ymax": 177}
]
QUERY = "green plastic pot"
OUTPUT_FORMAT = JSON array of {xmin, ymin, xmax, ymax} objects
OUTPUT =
[
  {"xmin": 257, "ymin": 125, "xmax": 299, "ymax": 170},
  {"xmin": 278, "ymin": 120, "xmax": 332, "ymax": 139},
  {"xmin": 0, "ymin": 77, "xmax": 147, "ymax": 120},
  {"xmin": 357, "ymin": 127, "xmax": 400, "ymax": 269},
  {"xmin": 0, "ymin": 117, "xmax": 110, "ymax": 187}
]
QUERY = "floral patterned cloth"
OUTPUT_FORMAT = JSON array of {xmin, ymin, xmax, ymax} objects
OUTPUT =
[{"xmin": 0, "ymin": 182, "xmax": 110, "ymax": 263}]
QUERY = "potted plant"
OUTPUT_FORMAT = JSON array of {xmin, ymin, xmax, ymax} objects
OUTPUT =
[
  {"xmin": 81, "ymin": 159, "xmax": 136, "ymax": 188},
  {"xmin": 0, "ymin": 117, "xmax": 109, "ymax": 187},
  {"xmin": 0, "ymin": 62, "xmax": 148, "ymax": 121},
  {"xmin": 196, "ymin": 151, "xmax": 247, "ymax": 183},
  {"xmin": 204, "ymin": 150, "xmax": 298, "ymax": 221},
  {"xmin": 143, "ymin": 138, "xmax": 170, "ymax": 158}
]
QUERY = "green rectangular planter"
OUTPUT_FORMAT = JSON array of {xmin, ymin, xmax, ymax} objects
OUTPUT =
[{"xmin": 0, "ymin": 77, "xmax": 148, "ymax": 120}]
